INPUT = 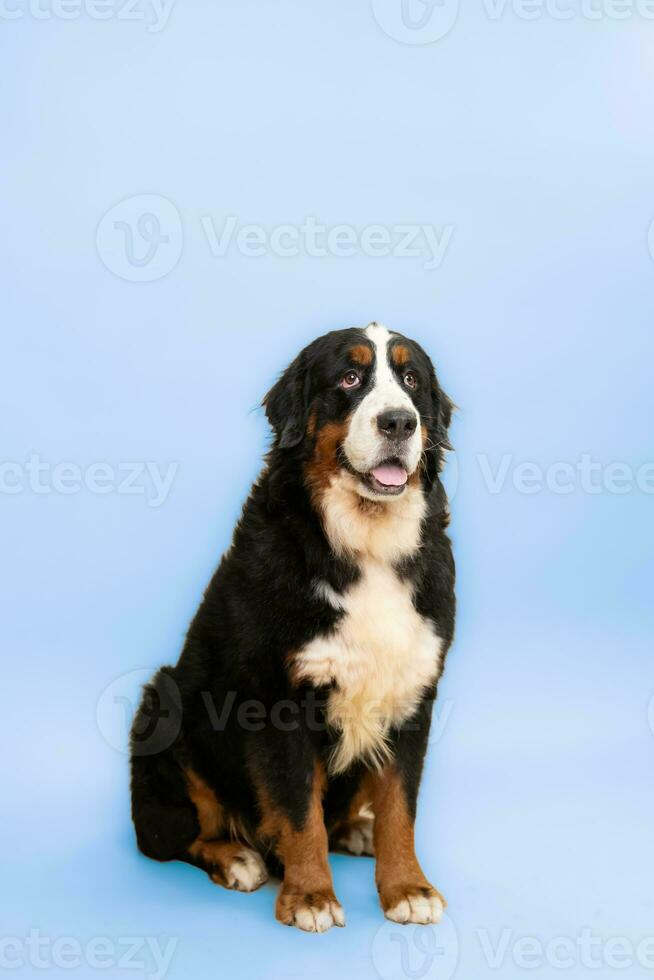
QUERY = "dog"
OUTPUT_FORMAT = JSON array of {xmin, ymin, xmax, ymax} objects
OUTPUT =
[{"xmin": 130, "ymin": 322, "xmax": 455, "ymax": 932}]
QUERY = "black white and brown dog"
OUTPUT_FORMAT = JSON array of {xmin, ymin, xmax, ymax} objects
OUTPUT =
[{"xmin": 130, "ymin": 322, "xmax": 455, "ymax": 932}]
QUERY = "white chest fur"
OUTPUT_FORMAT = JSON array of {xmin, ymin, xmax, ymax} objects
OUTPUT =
[{"xmin": 297, "ymin": 558, "xmax": 443, "ymax": 774}]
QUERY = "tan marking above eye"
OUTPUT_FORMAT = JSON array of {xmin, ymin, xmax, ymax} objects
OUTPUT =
[
  {"xmin": 391, "ymin": 345, "xmax": 411, "ymax": 367},
  {"xmin": 349, "ymin": 344, "xmax": 373, "ymax": 365}
]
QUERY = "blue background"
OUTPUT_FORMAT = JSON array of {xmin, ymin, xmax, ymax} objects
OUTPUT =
[{"xmin": 1, "ymin": 2, "xmax": 653, "ymax": 978}]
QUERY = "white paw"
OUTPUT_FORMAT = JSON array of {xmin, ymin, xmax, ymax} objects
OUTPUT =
[
  {"xmin": 225, "ymin": 849, "xmax": 268, "ymax": 892},
  {"xmin": 385, "ymin": 893, "xmax": 444, "ymax": 925},
  {"xmin": 294, "ymin": 900, "xmax": 346, "ymax": 933},
  {"xmin": 335, "ymin": 819, "xmax": 374, "ymax": 856}
]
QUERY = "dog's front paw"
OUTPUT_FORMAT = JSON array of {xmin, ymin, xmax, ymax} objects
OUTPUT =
[
  {"xmin": 276, "ymin": 886, "xmax": 346, "ymax": 932},
  {"xmin": 381, "ymin": 884, "xmax": 446, "ymax": 925}
]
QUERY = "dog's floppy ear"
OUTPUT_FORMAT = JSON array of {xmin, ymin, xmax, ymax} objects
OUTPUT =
[
  {"xmin": 434, "ymin": 383, "xmax": 454, "ymax": 452},
  {"xmin": 263, "ymin": 352, "xmax": 311, "ymax": 449},
  {"xmin": 423, "ymin": 378, "xmax": 454, "ymax": 487}
]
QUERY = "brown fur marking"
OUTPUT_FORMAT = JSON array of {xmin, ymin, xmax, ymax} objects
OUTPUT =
[
  {"xmin": 349, "ymin": 343, "xmax": 373, "ymax": 365},
  {"xmin": 185, "ymin": 766, "xmax": 253, "ymax": 860},
  {"xmin": 256, "ymin": 760, "xmax": 341, "ymax": 926},
  {"xmin": 185, "ymin": 767, "xmax": 225, "ymax": 840},
  {"xmin": 370, "ymin": 766, "xmax": 446, "ymax": 913},
  {"xmin": 284, "ymin": 649, "xmax": 306, "ymax": 689},
  {"xmin": 391, "ymin": 344, "xmax": 411, "ymax": 367},
  {"xmin": 304, "ymin": 419, "xmax": 350, "ymax": 505},
  {"xmin": 188, "ymin": 838, "xmax": 241, "ymax": 873}
]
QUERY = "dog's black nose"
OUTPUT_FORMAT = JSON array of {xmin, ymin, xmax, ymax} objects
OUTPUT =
[{"xmin": 377, "ymin": 409, "xmax": 417, "ymax": 440}]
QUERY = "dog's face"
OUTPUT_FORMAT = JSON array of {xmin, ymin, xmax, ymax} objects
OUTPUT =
[{"xmin": 264, "ymin": 323, "xmax": 452, "ymax": 502}]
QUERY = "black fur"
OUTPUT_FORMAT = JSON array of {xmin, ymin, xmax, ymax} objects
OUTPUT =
[{"xmin": 130, "ymin": 327, "xmax": 455, "ymax": 869}]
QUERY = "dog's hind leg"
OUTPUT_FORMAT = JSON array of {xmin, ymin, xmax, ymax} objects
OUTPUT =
[
  {"xmin": 131, "ymin": 749, "xmax": 267, "ymax": 890},
  {"xmin": 187, "ymin": 839, "xmax": 268, "ymax": 892},
  {"xmin": 183, "ymin": 768, "xmax": 268, "ymax": 892},
  {"xmin": 129, "ymin": 668, "xmax": 267, "ymax": 890}
]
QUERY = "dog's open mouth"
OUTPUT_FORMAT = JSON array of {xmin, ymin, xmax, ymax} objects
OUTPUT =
[{"xmin": 364, "ymin": 461, "xmax": 409, "ymax": 496}]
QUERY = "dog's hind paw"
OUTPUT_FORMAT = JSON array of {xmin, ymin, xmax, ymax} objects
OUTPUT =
[{"xmin": 331, "ymin": 815, "xmax": 374, "ymax": 856}]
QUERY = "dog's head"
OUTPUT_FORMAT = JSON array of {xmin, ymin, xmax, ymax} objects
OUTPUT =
[{"xmin": 264, "ymin": 323, "xmax": 452, "ymax": 502}]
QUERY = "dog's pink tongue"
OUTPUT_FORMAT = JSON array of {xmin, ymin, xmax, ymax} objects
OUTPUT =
[{"xmin": 371, "ymin": 464, "xmax": 408, "ymax": 487}]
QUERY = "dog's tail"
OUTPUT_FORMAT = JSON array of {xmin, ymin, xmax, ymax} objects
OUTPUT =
[{"xmin": 129, "ymin": 666, "xmax": 199, "ymax": 862}]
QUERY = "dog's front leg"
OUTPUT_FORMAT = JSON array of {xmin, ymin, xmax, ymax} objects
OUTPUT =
[
  {"xmin": 370, "ymin": 765, "xmax": 446, "ymax": 924},
  {"xmin": 256, "ymin": 756, "xmax": 345, "ymax": 932}
]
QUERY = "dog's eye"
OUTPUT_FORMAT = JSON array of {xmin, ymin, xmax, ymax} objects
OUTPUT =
[
  {"xmin": 403, "ymin": 371, "xmax": 417, "ymax": 389},
  {"xmin": 340, "ymin": 371, "xmax": 361, "ymax": 389}
]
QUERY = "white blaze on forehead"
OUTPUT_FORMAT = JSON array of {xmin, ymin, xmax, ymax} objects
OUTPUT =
[
  {"xmin": 364, "ymin": 323, "xmax": 415, "ymax": 415},
  {"xmin": 342, "ymin": 323, "xmax": 421, "ymax": 476}
]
